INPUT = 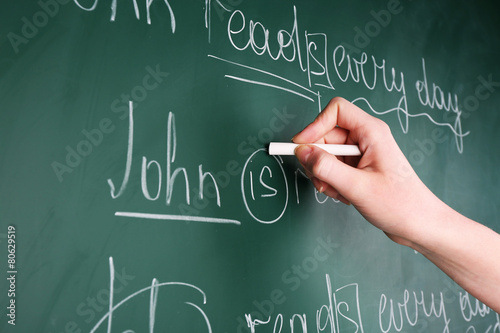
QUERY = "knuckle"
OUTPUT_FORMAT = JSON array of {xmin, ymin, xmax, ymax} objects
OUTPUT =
[
  {"xmin": 367, "ymin": 117, "xmax": 392, "ymax": 142},
  {"xmin": 330, "ymin": 96, "xmax": 347, "ymax": 105},
  {"xmin": 375, "ymin": 118, "xmax": 391, "ymax": 134}
]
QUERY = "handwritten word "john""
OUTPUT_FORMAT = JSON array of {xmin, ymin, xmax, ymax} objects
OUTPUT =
[
  {"xmin": 73, "ymin": 0, "xmax": 176, "ymax": 30},
  {"xmin": 107, "ymin": 102, "xmax": 242, "ymax": 225}
]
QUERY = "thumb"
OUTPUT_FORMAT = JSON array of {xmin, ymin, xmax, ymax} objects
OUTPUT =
[{"xmin": 295, "ymin": 145, "xmax": 362, "ymax": 202}]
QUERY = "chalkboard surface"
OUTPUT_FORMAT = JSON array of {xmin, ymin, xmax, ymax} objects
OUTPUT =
[{"xmin": 1, "ymin": 0, "xmax": 499, "ymax": 332}]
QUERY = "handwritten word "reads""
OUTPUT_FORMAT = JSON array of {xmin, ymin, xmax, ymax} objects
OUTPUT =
[
  {"xmin": 211, "ymin": 4, "xmax": 470, "ymax": 152},
  {"xmin": 244, "ymin": 274, "xmax": 364, "ymax": 333}
]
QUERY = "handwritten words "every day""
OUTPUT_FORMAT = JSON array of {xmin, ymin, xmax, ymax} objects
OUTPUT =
[
  {"xmin": 69, "ymin": 0, "xmax": 470, "ymax": 152},
  {"xmin": 208, "ymin": 3, "xmax": 469, "ymax": 152},
  {"xmin": 89, "ymin": 258, "xmax": 499, "ymax": 333}
]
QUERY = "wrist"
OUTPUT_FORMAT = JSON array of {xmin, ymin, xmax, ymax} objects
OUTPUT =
[{"xmin": 392, "ymin": 187, "xmax": 452, "ymax": 252}]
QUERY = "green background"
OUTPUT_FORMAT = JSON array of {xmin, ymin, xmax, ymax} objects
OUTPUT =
[{"xmin": 1, "ymin": 0, "xmax": 499, "ymax": 332}]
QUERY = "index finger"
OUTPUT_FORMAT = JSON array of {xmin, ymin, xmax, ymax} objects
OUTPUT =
[{"xmin": 292, "ymin": 97, "xmax": 375, "ymax": 144}]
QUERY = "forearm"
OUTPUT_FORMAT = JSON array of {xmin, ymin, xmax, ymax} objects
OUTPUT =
[
  {"xmin": 404, "ymin": 200, "xmax": 500, "ymax": 313},
  {"xmin": 292, "ymin": 97, "xmax": 500, "ymax": 312}
]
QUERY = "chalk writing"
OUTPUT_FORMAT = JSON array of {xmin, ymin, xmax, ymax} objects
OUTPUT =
[
  {"xmin": 106, "ymin": 102, "xmax": 348, "ymax": 225},
  {"xmin": 90, "ymin": 257, "xmax": 212, "ymax": 333},
  {"xmin": 459, "ymin": 292, "xmax": 492, "ymax": 322},
  {"xmin": 204, "ymin": 0, "xmax": 232, "ymax": 42},
  {"xmin": 241, "ymin": 149, "xmax": 288, "ymax": 224},
  {"xmin": 72, "ymin": 0, "xmax": 176, "ymax": 29},
  {"xmin": 107, "ymin": 102, "xmax": 241, "ymax": 225},
  {"xmin": 464, "ymin": 313, "xmax": 500, "ymax": 333},
  {"xmin": 208, "ymin": 54, "xmax": 320, "ymax": 105},
  {"xmin": 244, "ymin": 274, "xmax": 364, "ymax": 332},
  {"xmin": 208, "ymin": 5, "xmax": 470, "ymax": 152},
  {"xmin": 416, "ymin": 58, "xmax": 466, "ymax": 152},
  {"xmin": 378, "ymin": 290, "xmax": 450, "ymax": 333},
  {"xmin": 294, "ymin": 168, "xmax": 340, "ymax": 205}
]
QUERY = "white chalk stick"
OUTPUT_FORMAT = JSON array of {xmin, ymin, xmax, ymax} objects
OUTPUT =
[{"xmin": 268, "ymin": 142, "xmax": 361, "ymax": 156}]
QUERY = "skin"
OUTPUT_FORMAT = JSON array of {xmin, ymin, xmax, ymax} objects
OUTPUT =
[{"xmin": 293, "ymin": 97, "xmax": 500, "ymax": 313}]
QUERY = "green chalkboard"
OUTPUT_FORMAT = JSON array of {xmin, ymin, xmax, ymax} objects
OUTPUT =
[{"xmin": 1, "ymin": 0, "xmax": 499, "ymax": 332}]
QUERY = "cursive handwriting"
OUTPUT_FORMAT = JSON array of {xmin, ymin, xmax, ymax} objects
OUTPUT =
[
  {"xmin": 244, "ymin": 274, "xmax": 364, "ymax": 333},
  {"xmin": 209, "ymin": 5, "xmax": 470, "ymax": 152},
  {"xmin": 108, "ymin": 104, "xmax": 347, "ymax": 225},
  {"xmin": 107, "ymin": 101, "xmax": 241, "ymax": 225},
  {"xmin": 72, "ymin": 0, "xmax": 176, "ymax": 29},
  {"xmin": 379, "ymin": 289, "xmax": 450, "ymax": 333},
  {"xmin": 459, "ymin": 292, "xmax": 492, "ymax": 322}
]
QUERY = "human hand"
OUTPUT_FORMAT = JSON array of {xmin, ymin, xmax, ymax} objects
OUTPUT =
[{"xmin": 293, "ymin": 97, "xmax": 441, "ymax": 245}]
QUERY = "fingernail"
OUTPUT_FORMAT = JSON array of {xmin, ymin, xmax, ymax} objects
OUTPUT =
[
  {"xmin": 295, "ymin": 145, "xmax": 313, "ymax": 164},
  {"xmin": 312, "ymin": 178, "xmax": 325, "ymax": 193}
]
